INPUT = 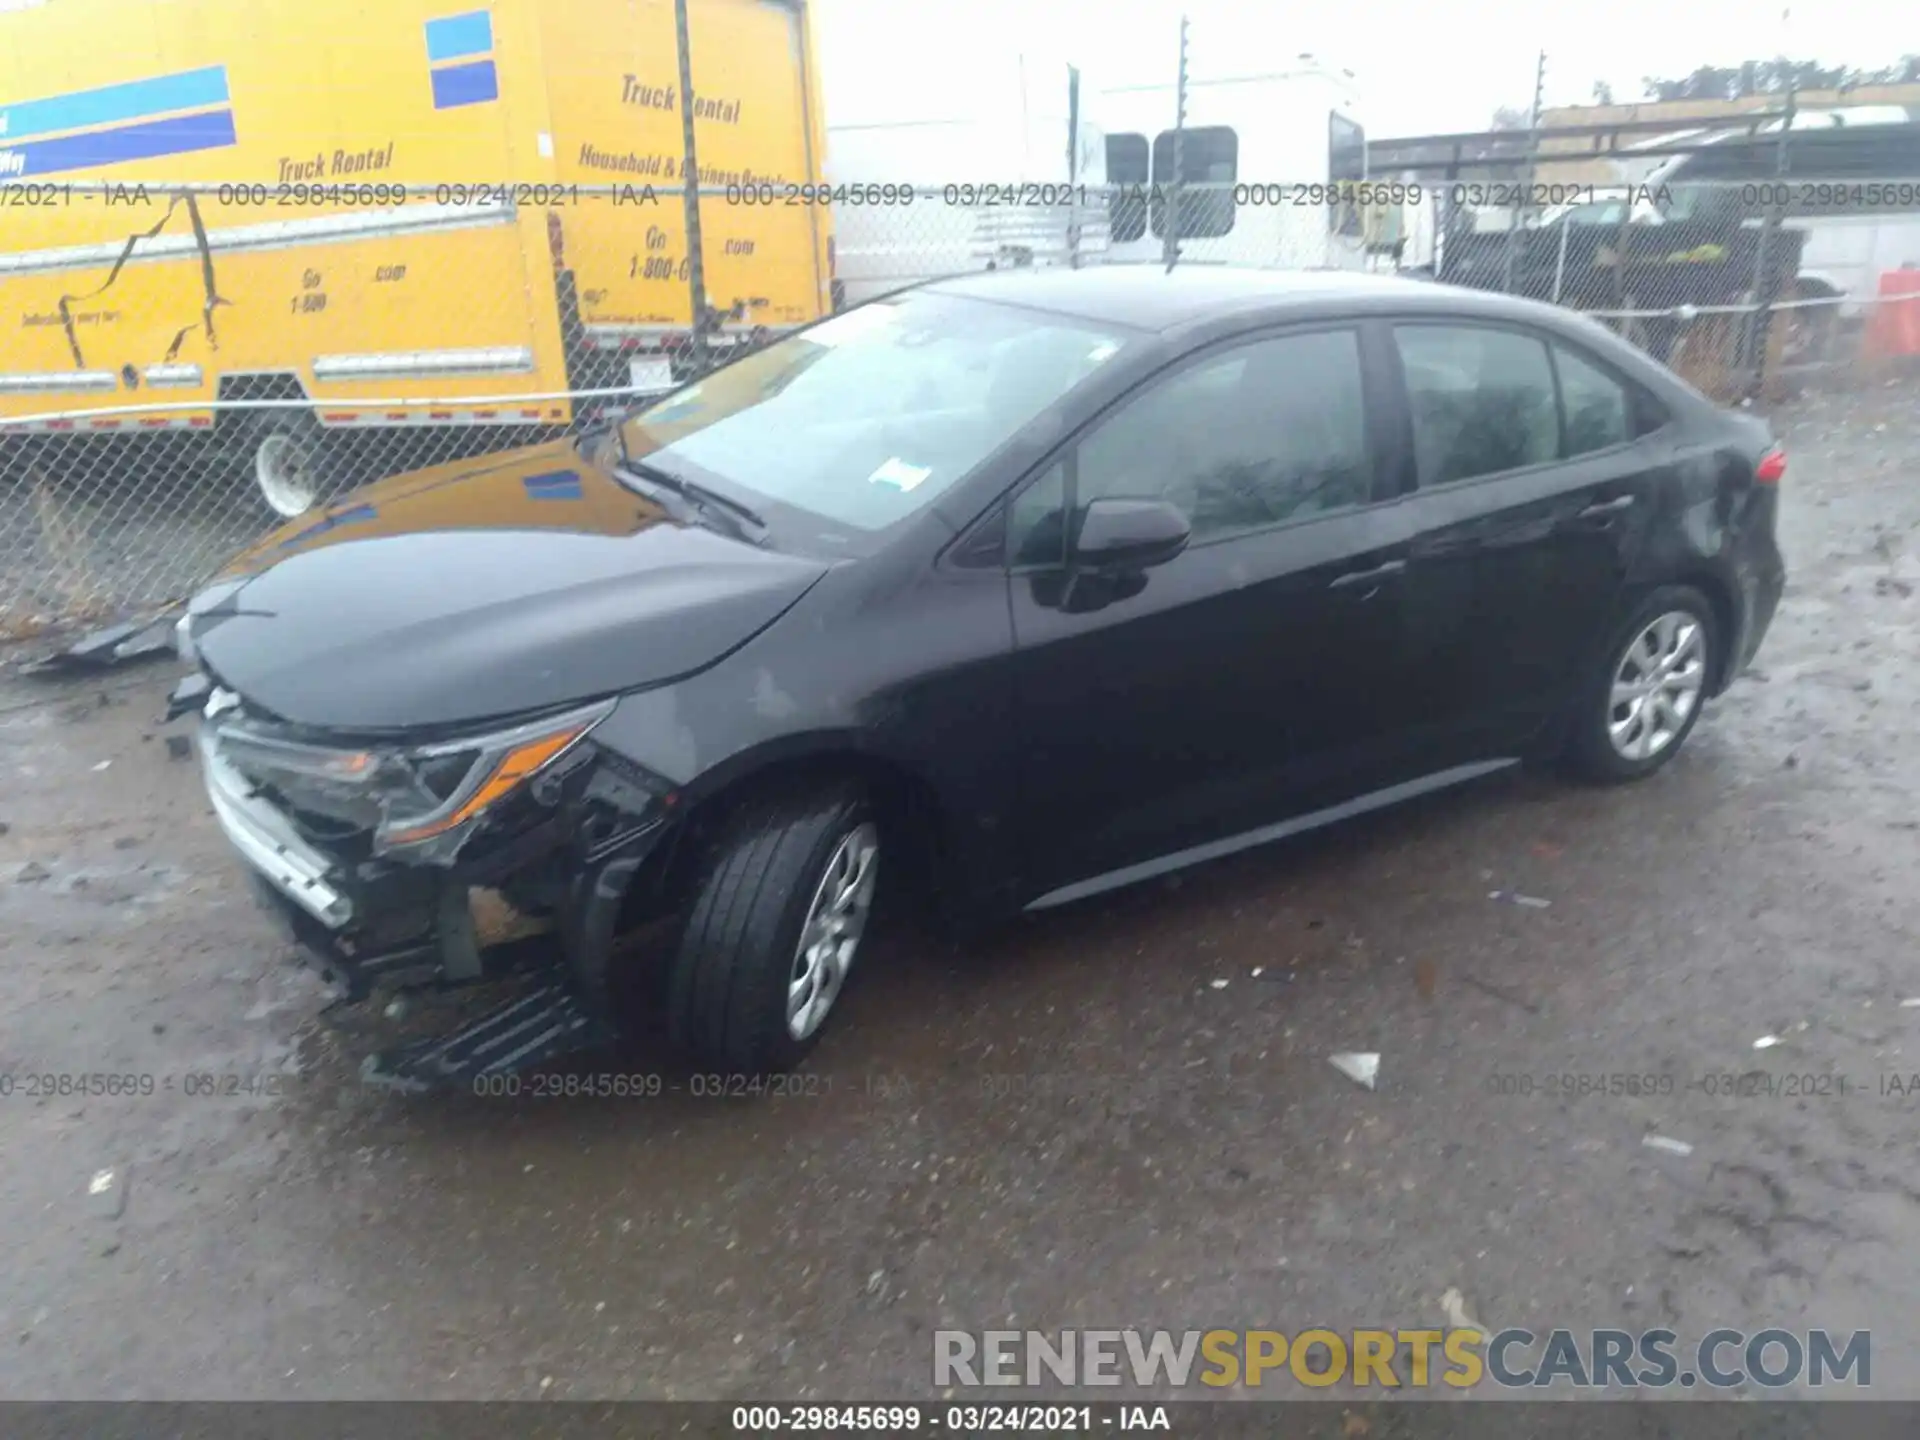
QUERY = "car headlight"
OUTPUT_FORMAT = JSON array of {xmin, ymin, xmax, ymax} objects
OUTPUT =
[{"xmin": 214, "ymin": 699, "xmax": 614, "ymax": 861}]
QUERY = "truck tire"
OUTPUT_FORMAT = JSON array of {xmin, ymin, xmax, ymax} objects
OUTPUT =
[
  {"xmin": 667, "ymin": 783, "xmax": 879, "ymax": 1075},
  {"xmin": 243, "ymin": 409, "xmax": 348, "ymax": 520}
]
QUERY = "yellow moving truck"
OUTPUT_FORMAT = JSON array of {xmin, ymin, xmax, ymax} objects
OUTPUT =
[{"xmin": 0, "ymin": 0, "xmax": 831, "ymax": 514}]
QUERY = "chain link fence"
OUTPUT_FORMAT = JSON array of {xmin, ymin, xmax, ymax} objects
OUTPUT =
[{"xmin": 4, "ymin": 176, "xmax": 1918, "ymax": 646}]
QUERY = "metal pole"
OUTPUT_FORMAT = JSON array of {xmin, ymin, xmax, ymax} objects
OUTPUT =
[
  {"xmin": 1503, "ymin": 50, "xmax": 1547, "ymax": 294},
  {"xmin": 1744, "ymin": 83, "xmax": 1795, "ymax": 397},
  {"xmin": 1163, "ymin": 15, "xmax": 1188, "ymax": 271},
  {"xmin": 673, "ymin": 0, "xmax": 709, "ymax": 372},
  {"xmin": 1067, "ymin": 63, "xmax": 1082, "ymax": 269},
  {"xmin": 790, "ymin": 0, "xmax": 826, "ymax": 314},
  {"xmin": 1551, "ymin": 208, "xmax": 1571, "ymax": 303}
]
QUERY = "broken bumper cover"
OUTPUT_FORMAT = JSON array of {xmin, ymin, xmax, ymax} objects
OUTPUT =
[
  {"xmin": 192, "ymin": 700, "xmax": 679, "ymax": 1082},
  {"xmin": 202, "ymin": 729, "xmax": 355, "ymax": 930}
]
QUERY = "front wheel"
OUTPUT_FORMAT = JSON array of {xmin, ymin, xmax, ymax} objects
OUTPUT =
[
  {"xmin": 1564, "ymin": 586, "xmax": 1720, "ymax": 783},
  {"xmin": 667, "ymin": 784, "xmax": 880, "ymax": 1074}
]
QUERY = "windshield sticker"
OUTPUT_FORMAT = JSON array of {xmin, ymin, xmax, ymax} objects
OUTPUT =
[
  {"xmin": 868, "ymin": 457, "xmax": 932, "ymax": 492},
  {"xmin": 1087, "ymin": 340, "xmax": 1120, "ymax": 363},
  {"xmin": 805, "ymin": 304, "xmax": 901, "ymax": 347}
]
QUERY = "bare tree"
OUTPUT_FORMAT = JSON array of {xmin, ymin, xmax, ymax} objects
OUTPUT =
[{"xmin": 1641, "ymin": 55, "xmax": 1920, "ymax": 101}]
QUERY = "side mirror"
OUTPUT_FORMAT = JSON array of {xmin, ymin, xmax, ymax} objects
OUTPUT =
[{"xmin": 1071, "ymin": 497, "xmax": 1191, "ymax": 572}]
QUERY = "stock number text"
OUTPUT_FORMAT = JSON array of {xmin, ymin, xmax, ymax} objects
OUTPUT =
[
  {"xmin": 218, "ymin": 183, "xmax": 408, "ymax": 207},
  {"xmin": 727, "ymin": 181, "xmax": 916, "ymax": 207}
]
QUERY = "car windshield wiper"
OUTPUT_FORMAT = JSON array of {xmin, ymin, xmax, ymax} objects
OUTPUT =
[{"xmin": 615, "ymin": 459, "xmax": 768, "ymax": 543}]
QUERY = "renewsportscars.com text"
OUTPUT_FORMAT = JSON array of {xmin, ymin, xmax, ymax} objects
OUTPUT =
[{"xmin": 934, "ymin": 1327, "xmax": 1871, "ymax": 1390}]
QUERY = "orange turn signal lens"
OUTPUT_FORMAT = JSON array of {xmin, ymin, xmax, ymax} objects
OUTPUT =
[{"xmin": 381, "ymin": 726, "xmax": 587, "ymax": 847}]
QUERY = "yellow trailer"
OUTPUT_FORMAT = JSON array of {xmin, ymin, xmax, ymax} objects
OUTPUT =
[{"xmin": 0, "ymin": 0, "xmax": 831, "ymax": 514}]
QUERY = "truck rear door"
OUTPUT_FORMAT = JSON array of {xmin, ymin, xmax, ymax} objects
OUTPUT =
[{"xmin": 538, "ymin": 0, "xmax": 828, "ymax": 360}]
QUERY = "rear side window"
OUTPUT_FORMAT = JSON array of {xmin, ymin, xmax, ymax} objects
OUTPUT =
[
  {"xmin": 1554, "ymin": 345, "xmax": 1633, "ymax": 455},
  {"xmin": 1106, "ymin": 133, "xmax": 1150, "ymax": 243},
  {"xmin": 1150, "ymin": 126, "xmax": 1236, "ymax": 239},
  {"xmin": 1395, "ymin": 326, "xmax": 1559, "ymax": 485}
]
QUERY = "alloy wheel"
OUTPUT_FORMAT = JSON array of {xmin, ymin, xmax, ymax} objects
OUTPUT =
[
  {"xmin": 786, "ymin": 822, "xmax": 879, "ymax": 1041},
  {"xmin": 1607, "ymin": 610, "xmax": 1707, "ymax": 762}
]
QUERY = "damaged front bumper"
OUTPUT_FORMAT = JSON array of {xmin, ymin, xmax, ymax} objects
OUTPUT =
[{"xmin": 181, "ymin": 675, "xmax": 681, "ymax": 1085}]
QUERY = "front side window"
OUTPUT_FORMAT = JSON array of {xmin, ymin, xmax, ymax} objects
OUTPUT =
[
  {"xmin": 1150, "ymin": 126, "xmax": 1236, "ymax": 239},
  {"xmin": 1395, "ymin": 325, "xmax": 1559, "ymax": 485},
  {"xmin": 1009, "ymin": 329, "xmax": 1372, "ymax": 559},
  {"xmin": 1329, "ymin": 111, "xmax": 1367, "ymax": 238},
  {"xmin": 621, "ymin": 294, "xmax": 1131, "ymax": 534},
  {"xmin": 1561, "ymin": 199, "xmax": 1628, "ymax": 227},
  {"xmin": 1106, "ymin": 133, "xmax": 1150, "ymax": 243}
]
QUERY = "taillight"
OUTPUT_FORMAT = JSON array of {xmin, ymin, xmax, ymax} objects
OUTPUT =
[
  {"xmin": 1755, "ymin": 446, "xmax": 1786, "ymax": 485},
  {"xmin": 547, "ymin": 211, "xmax": 566, "ymax": 267}
]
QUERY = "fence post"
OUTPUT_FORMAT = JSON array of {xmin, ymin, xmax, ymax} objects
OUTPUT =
[
  {"xmin": 1163, "ymin": 15, "xmax": 1188, "ymax": 271},
  {"xmin": 1502, "ymin": 51, "xmax": 1546, "ymax": 295},
  {"xmin": 1067, "ymin": 63, "xmax": 1083, "ymax": 269},
  {"xmin": 673, "ymin": 0, "xmax": 710, "ymax": 373},
  {"xmin": 1745, "ymin": 87, "xmax": 1796, "ymax": 400},
  {"xmin": 1608, "ymin": 188, "xmax": 1634, "ymax": 340}
]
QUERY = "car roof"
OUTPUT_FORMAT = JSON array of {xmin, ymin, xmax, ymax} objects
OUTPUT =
[{"xmin": 922, "ymin": 264, "xmax": 1556, "ymax": 335}]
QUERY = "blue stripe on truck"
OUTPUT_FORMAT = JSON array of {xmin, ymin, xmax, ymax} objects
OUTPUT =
[
  {"xmin": 0, "ymin": 109, "xmax": 238, "ymax": 179},
  {"xmin": 522, "ymin": 470, "xmax": 583, "ymax": 500},
  {"xmin": 430, "ymin": 59, "xmax": 499, "ymax": 110},
  {"xmin": 425, "ymin": 10, "xmax": 494, "ymax": 63},
  {"xmin": 0, "ymin": 65, "xmax": 230, "ymax": 144}
]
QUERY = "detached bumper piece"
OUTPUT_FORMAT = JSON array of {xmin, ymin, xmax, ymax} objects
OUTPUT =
[{"xmin": 359, "ymin": 984, "xmax": 615, "ymax": 1093}]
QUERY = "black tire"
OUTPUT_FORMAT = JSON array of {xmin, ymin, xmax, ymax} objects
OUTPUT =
[
  {"xmin": 667, "ymin": 783, "xmax": 878, "ymax": 1074},
  {"xmin": 1564, "ymin": 585, "xmax": 1720, "ymax": 784}
]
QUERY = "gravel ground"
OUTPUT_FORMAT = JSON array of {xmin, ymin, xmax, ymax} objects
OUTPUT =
[{"xmin": 1, "ymin": 377, "xmax": 1918, "ymax": 1402}]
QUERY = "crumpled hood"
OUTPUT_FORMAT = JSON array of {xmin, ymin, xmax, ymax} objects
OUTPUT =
[{"xmin": 185, "ymin": 441, "xmax": 828, "ymax": 734}]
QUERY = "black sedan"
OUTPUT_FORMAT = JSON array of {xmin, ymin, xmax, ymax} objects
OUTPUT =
[{"xmin": 171, "ymin": 267, "xmax": 1786, "ymax": 1082}]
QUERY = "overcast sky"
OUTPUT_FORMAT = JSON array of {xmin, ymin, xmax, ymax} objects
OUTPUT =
[{"xmin": 814, "ymin": 0, "xmax": 1901, "ymax": 138}]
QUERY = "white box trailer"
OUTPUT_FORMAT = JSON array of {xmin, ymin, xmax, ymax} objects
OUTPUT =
[
  {"xmin": 817, "ymin": 34, "xmax": 1109, "ymax": 306},
  {"xmin": 1096, "ymin": 47, "xmax": 1370, "ymax": 272}
]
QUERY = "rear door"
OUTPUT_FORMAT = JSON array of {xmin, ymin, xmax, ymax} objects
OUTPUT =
[{"xmin": 1385, "ymin": 320, "xmax": 1669, "ymax": 768}]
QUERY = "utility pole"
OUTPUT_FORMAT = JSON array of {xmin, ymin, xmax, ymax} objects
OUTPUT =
[
  {"xmin": 1746, "ymin": 6, "xmax": 1796, "ymax": 397},
  {"xmin": 1163, "ymin": 15, "xmax": 1188, "ymax": 271},
  {"xmin": 1503, "ymin": 50, "xmax": 1547, "ymax": 293}
]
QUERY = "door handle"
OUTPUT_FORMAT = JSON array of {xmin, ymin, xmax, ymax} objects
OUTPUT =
[
  {"xmin": 1576, "ymin": 495, "xmax": 1636, "ymax": 520},
  {"xmin": 1329, "ymin": 558, "xmax": 1407, "ymax": 591}
]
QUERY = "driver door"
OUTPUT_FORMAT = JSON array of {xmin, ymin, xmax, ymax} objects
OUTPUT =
[{"xmin": 1004, "ymin": 325, "xmax": 1415, "ymax": 902}]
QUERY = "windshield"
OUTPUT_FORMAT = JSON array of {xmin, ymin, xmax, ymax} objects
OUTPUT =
[{"xmin": 619, "ymin": 293, "xmax": 1133, "ymax": 532}]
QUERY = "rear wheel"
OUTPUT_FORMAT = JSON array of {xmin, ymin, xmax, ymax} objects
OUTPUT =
[
  {"xmin": 1565, "ymin": 586, "xmax": 1719, "ymax": 783},
  {"xmin": 242, "ymin": 409, "xmax": 346, "ymax": 519},
  {"xmin": 667, "ymin": 784, "xmax": 879, "ymax": 1074}
]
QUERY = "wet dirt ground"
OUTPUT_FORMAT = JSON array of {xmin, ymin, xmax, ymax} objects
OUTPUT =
[{"xmin": 3, "ymin": 379, "xmax": 1919, "ymax": 1402}]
